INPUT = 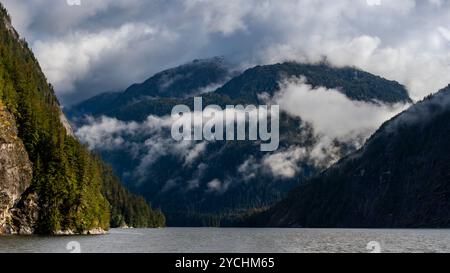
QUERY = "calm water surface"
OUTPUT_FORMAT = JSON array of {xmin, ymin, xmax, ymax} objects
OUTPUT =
[{"xmin": 0, "ymin": 228, "xmax": 449, "ymax": 253}]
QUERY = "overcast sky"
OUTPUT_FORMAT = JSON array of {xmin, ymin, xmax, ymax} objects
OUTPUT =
[{"xmin": 3, "ymin": 0, "xmax": 450, "ymax": 105}]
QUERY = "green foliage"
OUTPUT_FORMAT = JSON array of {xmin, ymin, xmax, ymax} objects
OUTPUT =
[{"xmin": 0, "ymin": 4, "xmax": 163, "ymax": 233}]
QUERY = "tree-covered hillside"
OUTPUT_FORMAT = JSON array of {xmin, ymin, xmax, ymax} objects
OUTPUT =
[{"xmin": 0, "ymin": 4, "xmax": 164, "ymax": 233}]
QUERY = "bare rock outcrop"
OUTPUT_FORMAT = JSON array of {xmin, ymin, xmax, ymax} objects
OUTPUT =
[{"xmin": 0, "ymin": 102, "xmax": 34, "ymax": 234}]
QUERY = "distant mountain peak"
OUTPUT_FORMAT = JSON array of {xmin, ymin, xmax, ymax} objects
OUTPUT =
[{"xmin": 123, "ymin": 56, "xmax": 233, "ymax": 100}]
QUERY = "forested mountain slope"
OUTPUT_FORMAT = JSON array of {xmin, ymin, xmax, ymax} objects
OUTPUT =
[
  {"xmin": 248, "ymin": 88, "xmax": 450, "ymax": 228},
  {"xmin": 0, "ymin": 4, "xmax": 164, "ymax": 234}
]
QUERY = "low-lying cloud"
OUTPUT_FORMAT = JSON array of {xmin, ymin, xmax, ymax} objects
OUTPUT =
[
  {"xmin": 75, "ymin": 75, "xmax": 411, "ymax": 183},
  {"xmin": 262, "ymin": 147, "xmax": 308, "ymax": 179},
  {"xmin": 75, "ymin": 105, "xmax": 277, "ymax": 183},
  {"xmin": 76, "ymin": 115, "xmax": 208, "ymax": 182},
  {"xmin": 275, "ymin": 77, "xmax": 409, "ymax": 142},
  {"xmin": 273, "ymin": 77, "xmax": 409, "ymax": 167}
]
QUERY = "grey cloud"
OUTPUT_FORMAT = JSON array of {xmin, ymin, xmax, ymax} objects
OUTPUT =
[{"xmin": 4, "ymin": 0, "xmax": 450, "ymax": 105}]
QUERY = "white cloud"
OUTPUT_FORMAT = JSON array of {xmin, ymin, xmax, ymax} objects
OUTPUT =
[
  {"xmin": 75, "ymin": 104, "xmax": 275, "ymax": 182},
  {"xmin": 275, "ymin": 77, "xmax": 409, "ymax": 141},
  {"xmin": 262, "ymin": 147, "xmax": 308, "ymax": 179},
  {"xmin": 75, "ymin": 114, "xmax": 209, "ymax": 182},
  {"xmin": 33, "ymin": 22, "xmax": 175, "ymax": 94},
  {"xmin": 75, "ymin": 116, "xmax": 139, "ymax": 150},
  {"xmin": 206, "ymin": 179, "xmax": 231, "ymax": 194},
  {"xmin": 271, "ymin": 76, "xmax": 409, "ymax": 167},
  {"xmin": 238, "ymin": 156, "xmax": 259, "ymax": 181},
  {"xmin": 184, "ymin": 142, "xmax": 208, "ymax": 166}
]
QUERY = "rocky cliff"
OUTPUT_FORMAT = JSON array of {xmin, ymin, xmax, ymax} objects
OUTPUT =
[{"xmin": 0, "ymin": 101, "xmax": 34, "ymax": 234}]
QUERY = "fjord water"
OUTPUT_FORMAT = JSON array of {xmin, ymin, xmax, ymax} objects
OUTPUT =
[{"xmin": 0, "ymin": 228, "xmax": 449, "ymax": 253}]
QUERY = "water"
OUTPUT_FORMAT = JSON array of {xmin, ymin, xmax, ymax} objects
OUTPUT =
[{"xmin": 0, "ymin": 228, "xmax": 449, "ymax": 253}]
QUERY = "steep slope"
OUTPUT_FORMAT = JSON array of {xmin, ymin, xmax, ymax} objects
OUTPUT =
[
  {"xmin": 68, "ymin": 59, "xmax": 412, "ymax": 226},
  {"xmin": 0, "ymin": 4, "xmax": 164, "ymax": 234},
  {"xmin": 101, "ymin": 163, "xmax": 165, "ymax": 228},
  {"xmin": 251, "ymin": 88, "xmax": 450, "ymax": 228}
]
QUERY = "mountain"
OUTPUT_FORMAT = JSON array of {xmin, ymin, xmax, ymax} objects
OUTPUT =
[
  {"xmin": 67, "ymin": 58, "xmax": 412, "ymax": 226},
  {"xmin": 245, "ymin": 87, "xmax": 450, "ymax": 228},
  {"xmin": 124, "ymin": 57, "xmax": 231, "ymax": 99},
  {"xmin": 68, "ymin": 57, "xmax": 233, "ymax": 119},
  {"xmin": 68, "ymin": 62, "xmax": 411, "ymax": 122},
  {"xmin": 0, "ymin": 4, "xmax": 164, "ymax": 234},
  {"xmin": 216, "ymin": 62, "xmax": 411, "ymax": 104}
]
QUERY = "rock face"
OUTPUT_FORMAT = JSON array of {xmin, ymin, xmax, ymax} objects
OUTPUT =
[
  {"xmin": 0, "ymin": 102, "xmax": 34, "ymax": 234},
  {"xmin": 59, "ymin": 111, "xmax": 75, "ymax": 137}
]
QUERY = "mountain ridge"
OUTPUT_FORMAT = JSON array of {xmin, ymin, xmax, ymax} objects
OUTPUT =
[
  {"xmin": 67, "ymin": 57, "xmax": 233, "ymax": 119},
  {"xmin": 68, "ymin": 61, "xmax": 411, "ymax": 122}
]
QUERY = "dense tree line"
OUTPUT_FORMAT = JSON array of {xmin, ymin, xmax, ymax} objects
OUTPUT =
[{"xmin": 100, "ymin": 163, "xmax": 165, "ymax": 228}]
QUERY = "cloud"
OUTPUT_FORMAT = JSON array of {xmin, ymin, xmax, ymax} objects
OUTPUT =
[
  {"xmin": 3, "ymin": 0, "xmax": 450, "ymax": 104},
  {"xmin": 206, "ymin": 179, "xmax": 231, "ymax": 194},
  {"xmin": 75, "ymin": 114, "xmax": 209, "ymax": 182},
  {"xmin": 74, "ymin": 105, "xmax": 273, "ymax": 182},
  {"xmin": 75, "ymin": 116, "xmax": 139, "ymax": 150},
  {"xmin": 75, "ymin": 73, "xmax": 412, "ymax": 182},
  {"xmin": 237, "ymin": 147, "xmax": 309, "ymax": 180},
  {"xmin": 33, "ymin": 23, "xmax": 169, "ymax": 95},
  {"xmin": 273, "ymin": 76, "xmax": 409, "ymax": 166},
  {"xmin": 237, "ymin": 75, "xmax": 411, "ymax": 177},
  {"xmin": 262, "ymin": 147, "xmax": 308, "ymax": 179},
  {"xmin": 275, "ymin": 77, "xmax": 409, "ymax": 141},
  {"xmin": 238, "ymin": 156, "xmax": 259, "ymax": 181}
]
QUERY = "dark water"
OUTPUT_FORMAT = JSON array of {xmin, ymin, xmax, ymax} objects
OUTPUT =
[{"xmin": 0, "ymin": 228, "xmax": 449, "ymax": 253}]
